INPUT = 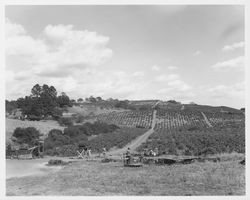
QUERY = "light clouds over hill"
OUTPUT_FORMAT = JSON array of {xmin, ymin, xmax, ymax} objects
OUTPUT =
[{"xmin": 5, "ymin": 5, "xmax": 245, "ymax": 108}]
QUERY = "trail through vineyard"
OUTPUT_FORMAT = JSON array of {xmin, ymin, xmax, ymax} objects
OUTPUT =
[
  {"xmin": 108, "ymin": 109, "xmax": 157, "ymax": 156},
  {"xmin": 201, "ymin": 112, "xmax": 213, "ymax": 127}
]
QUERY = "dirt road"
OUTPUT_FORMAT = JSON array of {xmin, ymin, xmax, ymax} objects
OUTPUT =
[{"xmin": 108, "ymin": 109, "xmax": 157, "ymax": 156}]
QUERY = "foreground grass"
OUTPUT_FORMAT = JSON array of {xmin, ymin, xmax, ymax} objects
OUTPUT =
[{"xmin": 6, "ymin": 154, "xmax": 245, "ymax": 196}]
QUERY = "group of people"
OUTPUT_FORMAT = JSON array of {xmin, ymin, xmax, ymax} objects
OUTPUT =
[
  {"xmin": 78, "ymin": 146, "xmax": 159, "ymax": 162},
  {"xmin": 78, "ymin": 146, "xmax": 92, "ymax": 159},
  {"xmin": 143, "ymin": 147, "xmax": 159, "ymax": 157}
]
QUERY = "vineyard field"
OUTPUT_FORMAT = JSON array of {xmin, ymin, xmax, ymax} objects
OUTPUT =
[
  {"xmin": 137, "ymin": 121, "xmax": 245, "ymax": 156},
  {"xmin": 154, "ymin": 109, "xmax": 209, "ymax": 131},
  {"xmin": 203, "ymin": 111, "xmax": 245, "ymax": 127}
]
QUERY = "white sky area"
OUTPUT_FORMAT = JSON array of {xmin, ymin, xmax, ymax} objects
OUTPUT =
[{"xmin": 5, "ymin": 5, "xmax": 244, "ymax": 109}]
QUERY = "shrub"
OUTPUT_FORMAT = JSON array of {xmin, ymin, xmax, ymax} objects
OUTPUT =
[
  {"xmin": 12, "ymin": 127, "xmax": 40, "ymax": 146},
  {"xmin": 63, "ymin": 126, "xmax": 88, "ymax": 144},
  {"xmin": 27, "ymin": 115, "xmax": 42, "ymax": 121},
  {"xmin": 58, "ymin": 117, "xmax": 74, "ymax": 127},
  {"xmin": 187, "ymin": 126, "xmax": 200, "ymax": 131},
  {"xmin": 52, "ymin": 107, "xmax": 63, "ymax": 120},
  {"xmin": 86, "ymin": 127, "xmax": 146, "ymax": 152},
  {"xmin": 198, "ymin": 147, "xmax": 217, "ymax": 156},
  {"xmin": 44, "ymin": 129, "xmax": 70, "ymax": 150},
  {"xmin": 74, "ymin": 114, "xmax": 86, "ymax": 123}
]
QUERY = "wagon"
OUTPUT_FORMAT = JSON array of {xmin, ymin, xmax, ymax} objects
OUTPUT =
[{"xmin": 122, "ymin": 153, "xmax": 143, "ymax": 167}]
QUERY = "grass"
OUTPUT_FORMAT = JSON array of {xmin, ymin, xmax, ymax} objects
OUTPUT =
[{"xmin": 6, "ymin": 153, "xmax": 245, "ymax": 196}]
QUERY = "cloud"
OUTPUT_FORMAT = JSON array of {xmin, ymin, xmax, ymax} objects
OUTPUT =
[
  {"xmin": 154, "ymin": 5, "xmax": 187, "ymax": 15},
  {"xmin": 5, "ymin": 18, "xmax": 26, "ymax": 37},
  {"xmin": 167, "ymin": 66, "xmax": 178, "ymax": 70},
  {"xmin": 155, "ymin": 73, "xmax": 193, "ymax": 101},
  {"xmin": 222, "ymin": 41, "xmax": 244, "ymax": 51},
  {"xmin": 155, "ymin": 73, "xmax": 193, "ymax": 102},
  {"xmin": 6, "ymin": 19, "xmax": 113, "ymax": 74},
  {"xmin": 220, "ymin": 21, "xmax": 244, "ymax": 39},
  {"xmin": 208, "ymin": 82, "xmax": 244, "ymax": 99},
  {"xmin": 210, "ymin": 56, "xmax": 244, "ymax": 71},
  {"xmin": 132, "ymin": 71, "xmax": 145, "ymax": 78},
  {"xmin": 5, "ymin": 19, "xmax": 114, "ymax": 99},
  {"xmin": 193, "ymin": 50, "xmax": 202, "ymax": 56},
  {"xmin": 152, "ymin": 65, "xmax": 160, "ymax": 71}
]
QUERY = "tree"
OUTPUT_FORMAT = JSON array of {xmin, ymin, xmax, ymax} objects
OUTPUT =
[
  {"xmin": 31, "ymin": 84, "xmax": 42, "ymax": 98},
  {"xmin": 12, "ymin": 127, "xmax": 40, "ymax": 146},
  {"xmin": 114, "ymin": 100, "xmax": 129, "ymax": 109},
  {"xmin": 70, "ymin": 99, "xmax": 76, "ymax": 104},
  {"xmin": 17, "ymin": 84, "xmax": 60, "ymax": 119},
  {"xmin": 77, "ymin": 98, "xmax": 84, "ymax": 103},
  {"xmin": 96, "ymin": 96, "xmax": 102, "ymax": 102},
  {"xmin": 44, "ymin": 129, "xmax": 70, "ymax": 150},
  {"xmin": 57, "ymin": 92, "xmax": 71, "ymax": 108},
  {"xmin": 89, "ymin": 96, "xmax": 97, "ymax": 103}
]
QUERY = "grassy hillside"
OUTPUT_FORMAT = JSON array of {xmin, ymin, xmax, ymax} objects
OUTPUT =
[{"xmin": 67, "ymin": 105, "xmax": 125, "ymax": 116}]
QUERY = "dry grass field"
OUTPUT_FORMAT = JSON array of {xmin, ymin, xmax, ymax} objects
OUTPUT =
[
  {"xmin": 67, "ymin": 105, "xmax": 125, "ymax": 116},
  {"xmin": 6, "ymin": 153, "xmax": 245, "ymax": 196},
  {"xmin": 6, "ymin": 118, "xmax": 64, "ymax": 141}
]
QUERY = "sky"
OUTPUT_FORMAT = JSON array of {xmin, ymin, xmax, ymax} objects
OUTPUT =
[{"xmin": 5, "ymin": 5, "xmax": 245, "ymax": 108}]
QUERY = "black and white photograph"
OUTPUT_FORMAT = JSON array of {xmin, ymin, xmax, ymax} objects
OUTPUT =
[{"xmin": 1, "ymin": 1, "xmax": 248, "ymax": 198}]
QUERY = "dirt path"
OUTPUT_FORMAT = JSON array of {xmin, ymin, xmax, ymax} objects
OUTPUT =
[
  {"xmin": 108, "ymin": 109, "xmax": 157, "ymax": 156},
  {"xmin": 201, "ymin": 112, "xmax": 213, "ymax": 127}
]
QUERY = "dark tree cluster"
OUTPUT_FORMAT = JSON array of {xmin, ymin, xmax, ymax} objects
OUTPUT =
[
  {"xmin": 12, "ymin": 127, "xmax": 40, "ymax": 147},
  {"xmin": 16, "ymin": 84, "xmax": 72, "ymax": 120},
  {"xmin": 44, "ymin": 122, "xmax": 119, "ymax": 154}
]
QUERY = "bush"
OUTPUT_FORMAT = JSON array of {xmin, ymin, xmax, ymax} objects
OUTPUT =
[
  {"xmin": 44, "ymin": 122, "xmax": 120, "ymax": 155},
  {"xmin": 58, "ymin": 117, "xmax": 74, "ymax": 126},
  {"xmin": 12, "ymin": 127, "xmax": 40, "ymax": 146},
  {"xmin": 44, "ymin": 129, "xmax": 70, "ymax": 150},
  {"xmin": 86, "ymin": 127, "xmax": 146, "ymax": 152},
  {"xmin": 52, "ymin": 107, "xmax": 63, "ymax": 120},
  {"xmin": 27, "ymin": 115, "xmax": 42, "ymax": 121},
  {"xmin": 187, "ymin": 126, "xmax": 200, "ymax": 131},
  {"xmin": 74, "ymin": 114, "xmax": 86, "ymax": 123},
  {"xmin": 64, "ymin": 126, "xmax": 88, "ymax": 144}
]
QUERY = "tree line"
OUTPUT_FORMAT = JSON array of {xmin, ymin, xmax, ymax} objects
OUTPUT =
[{"xmin": 12, "ymin": 84, "xmax": 72, "ymax": 120}]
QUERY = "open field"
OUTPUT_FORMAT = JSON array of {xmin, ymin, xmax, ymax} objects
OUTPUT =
[
  {"xmin": 6, "ymin": 153, "xmax": 245, "ymax": 196},
  {"xmin": 6, "ymin": 118, "xmax": 64, "ymax": 141}
]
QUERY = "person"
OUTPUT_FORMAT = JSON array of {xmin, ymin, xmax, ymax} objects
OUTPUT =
[
  {"xmin": 102, "ymin": 147, "xmax": 107, "ymax": 158},
  {"xmin": 84, "ymin": 147, "xmax": 88, "ymax": 156},
  {"xmin": 149, "ymin": 149, "xmax": 154, "ymax": 156},
  {"xmin": 87, "ymin": 148, "xmax": 91, "ymax": 159},
  {"xmin": 125, "ymin": 148, "xmax": 131, "ymax": 164},
  {"xmin": 154, "ymin": 147, "xmax": 159, "ymax": 156},
  {"xmin": 139, "ymin": 151, "xmax": 144, "ymax": 162}
]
